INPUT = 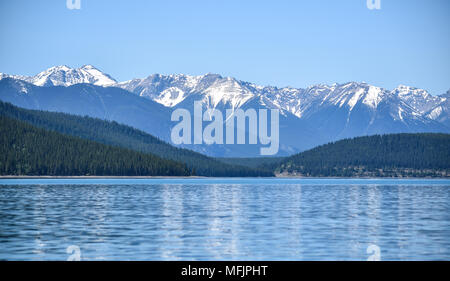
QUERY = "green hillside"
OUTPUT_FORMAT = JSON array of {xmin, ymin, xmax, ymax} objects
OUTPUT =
[
  {"xmin": 276, "ymin": 134, "xmax": 450, "ymax": 178},
  {"xmin": 0, "ymin": 116, "xmax": 190, "ymax": 176},
  {"xmin": 0, "ymin": 101, "xmax": 272, "ymax": 177}
]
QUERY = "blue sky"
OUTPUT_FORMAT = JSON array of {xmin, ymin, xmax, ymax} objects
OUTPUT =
[{"xmin": 0, "ymin": 0, "xmax": 449, "ymax": 95}]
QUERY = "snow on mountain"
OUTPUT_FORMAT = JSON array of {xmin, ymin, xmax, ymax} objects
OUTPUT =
[
  {"xmin": 300, "ymin": 82, "xmax": 386, "ymax": 112},
  {"xmin": 1, "ymin": 66, "xmax": 449, "ymax": 157},
  {"xmin": 3, "ymin": 65, "xmax": 446, "ymax": 126},
  {"xmin": 1, "ymin": 66, "xmax": 449, "ymax": 145},
  {"xmin": 117, "ymin": 75, "xmax": 420, "ymax": 119},
  {"xmin": 428, "ymin": 106, "xmax": 444, "ymax": 120},
  {"xmin": 0, "ymin": 65, "xmax": 117, "ymax": 87},
  {"xmin": 119, "ymin": 75, "xmax": 449, "ymax": 152},
  {"xmin": 33, "ymin": 65, "xmax": 117, "ymax": 87},
  {"xmin": 116, "ymin": 72, "xmax": 449, "ymax": 132},
  {"xmin": 154, "ymin": 87, "xmax": 188, "ymax": 107},
  {"xmin": 425, "ymin": 90, "xmax": 450, "ymax": 127},
  {"xmin": 116, "ymin": 73, "xmax": 256, "ymax": 109},
  {"xmin": 0, "ymin": 73, "xmax": 31, "ymax": 84},
  {"xmin": 0, "ymin": 76, "xmax": 33, "ymax": 94},
  {"xmin": 391, "ymin": 85, "xmax": 441, "ymax": 114}
]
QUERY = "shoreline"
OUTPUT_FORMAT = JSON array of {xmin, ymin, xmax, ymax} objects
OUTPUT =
[
  {"xmin": 0, "ymin": 176, "xmax": 448, "ymax": 180},
  {"xmin": 0, "ymin": 176, "xmax": 206, "ymax": 179}
]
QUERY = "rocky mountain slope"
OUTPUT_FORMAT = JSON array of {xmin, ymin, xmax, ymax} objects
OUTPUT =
[{"xmin": 1, "ymin": 65, "xmax": 448, "ymax": 157}]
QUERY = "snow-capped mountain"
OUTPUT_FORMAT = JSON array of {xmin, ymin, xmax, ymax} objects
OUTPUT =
[
  {"xmin": 116, "ymin": 73, "xmax": 448, "ymax": 126},
  {"xmin": 116, "ymin": 73, "xmax": 258, "ymax": 110},
  {"xmin": 392, "ymin": 85, "xmax": 442, "ymax": 114},
  {"xmin": 0, "ymin": 65, "xmax": 117, "ymax": 87},
  {"xmin": 0, "ymin": 77, "xmax": 171, "ymax": 140},
  {"xmin": 425, "ymin": 90, "xmax": 450, "ymax": 127},
  {"xmin": 1, "ymin": 65, "xmax": 448, "ymax": 156},
  {"xmin": 115, "ymin": 73, "xmax": 449, "ymax": 154}
]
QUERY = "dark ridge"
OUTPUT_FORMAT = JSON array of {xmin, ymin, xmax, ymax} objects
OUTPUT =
[
  {"xmin": 0, "ymin": 116, "xmax": 190, "ymax": 176},
  {"xmin": 0, "ymin": 101, "xmax": 273, "ymax": 177},
  {"xmin": 276, "ymin": 133, "xmax": 450, "ymax": 178}
]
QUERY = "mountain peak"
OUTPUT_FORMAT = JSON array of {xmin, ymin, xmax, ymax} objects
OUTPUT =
[
  {"xmin": 80, "ymin": 64, "xmax": 96, "ymax": 70},
  {"xmin": 1, "ymin": 66, "xmax": 448, "ymax": 127},
  {"xmin": 24, "ymin": 65, "xmax": 117, "ymax": 87},
  {"xmin": 49, "ymin": 65, "xmax": 71, "ymax": 71}
]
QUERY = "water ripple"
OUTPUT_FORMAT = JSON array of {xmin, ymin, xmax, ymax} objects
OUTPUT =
[{"xmin": 0, "ymin": 180, "xmax": 449, "ymax": 260}]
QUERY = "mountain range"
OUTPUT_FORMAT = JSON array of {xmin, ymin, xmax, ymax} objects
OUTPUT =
[{"xmin": 1, "ymin": 65, "xmax": 448, "ymax": 157}]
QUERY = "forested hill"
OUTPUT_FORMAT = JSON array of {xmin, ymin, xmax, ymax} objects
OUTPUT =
[
  {"xmin": 275, "ymin": 134, "xmax": 450, "ymax": 178},
  {"xmin": 0, "ymin": 116, "xmax": 191, "ymax": 176},
  {"xmin": 0, "ymin": 102, "xmax": 272, "ymax": 177}
]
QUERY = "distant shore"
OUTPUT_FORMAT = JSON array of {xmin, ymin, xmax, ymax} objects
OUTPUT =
[
  {"xmin": 0, "ymin": 175, "xmax": 448, "ymax": 180},
  {"xmin": 0, "ymin": 176, "xmax": 206, "ymax": 179}
]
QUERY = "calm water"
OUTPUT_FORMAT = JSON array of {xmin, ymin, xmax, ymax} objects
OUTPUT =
[{"xmin": 0, "ymin": 178, "xmax": 449, "ymax": 261}]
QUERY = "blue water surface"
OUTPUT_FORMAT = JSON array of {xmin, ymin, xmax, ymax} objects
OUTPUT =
[{"xmin": 0, "ymin": 178, "xmax": 449, "ymax": 260}]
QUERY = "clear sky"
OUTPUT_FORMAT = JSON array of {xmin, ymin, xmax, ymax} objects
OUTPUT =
[{"xmin": 0, "ymin": 0, "xmax": 449, "ymax": 95}]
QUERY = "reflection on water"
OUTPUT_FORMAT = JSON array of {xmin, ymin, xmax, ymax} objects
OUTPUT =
[{"xmin": 0, "ymin": 180, "xmax": 449, "ymax": 260}]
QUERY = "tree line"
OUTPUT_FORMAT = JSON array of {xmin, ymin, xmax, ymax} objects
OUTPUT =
[
  {"xmin": 0, "ymin": 101, "xmax": 273, "ymax": 177},
  {"xmin": 274, "ymin": 134, "xmax": 450, "ymax": 177},
  {"xmin": 0, "ymin": 116, "xmax": 191, "ymax": 176}
]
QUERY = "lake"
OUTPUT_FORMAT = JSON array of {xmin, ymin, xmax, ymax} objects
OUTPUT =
[{"xmin": 0, "ymin": 178, "xmax": 449, "ymax": 260}]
